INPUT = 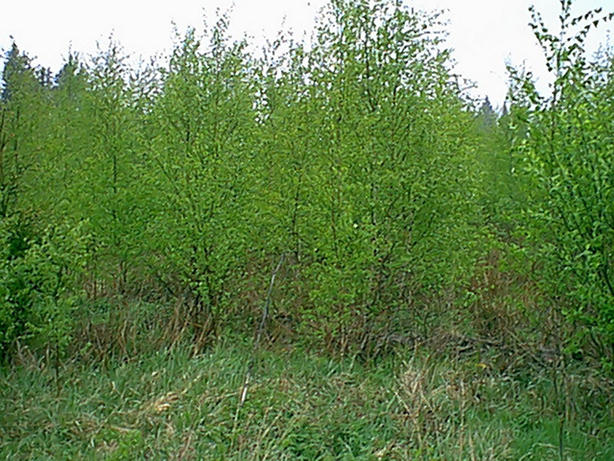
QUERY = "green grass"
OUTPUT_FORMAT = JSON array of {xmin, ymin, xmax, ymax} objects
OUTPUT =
[{"xmin": 1, "ymin": 341, "xmax": 612, "ymax": 460}]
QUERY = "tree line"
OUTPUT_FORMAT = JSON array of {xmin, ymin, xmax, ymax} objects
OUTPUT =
[{"xmin": 0, "ymin": 0, "xmax": 612, "ymax": 371}]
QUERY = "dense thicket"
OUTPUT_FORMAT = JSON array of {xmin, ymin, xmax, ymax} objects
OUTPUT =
[
  {"xmin": 507, "ymin": 1, "xmax": 614, "ymax": 366},
  {"xmin": 0, "ymin": 0, "xmax": 612, "ymax": 371}
]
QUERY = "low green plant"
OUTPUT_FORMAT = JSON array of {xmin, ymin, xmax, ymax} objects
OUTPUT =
[
  {"xmin": 1, "ymin": 340, "xmax": 611, "ymax": 459},
  {"xmin": 0, "ymin": 218, "xmax": 89, "ymax": 362}
]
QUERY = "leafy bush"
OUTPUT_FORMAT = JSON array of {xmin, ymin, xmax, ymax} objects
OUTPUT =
[
  {"xmin": 145, "ymin": 15, "xmax": 258, "ymax": 334},
  {"xmin": 508, "ymin": 1, "xmax": 614, "ymax": 366},
  {"xmin": 0, "ymin": 217, "xmax": 89, "ymax": 361},
  {"xmin": 270, "ymin": 0, "xmax": 483, "ymax": 346}
]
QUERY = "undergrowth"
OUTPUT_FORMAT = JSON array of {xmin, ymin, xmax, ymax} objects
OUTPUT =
[{"xmin": 1, "ymin": 339, "xmax": 612, "ymax": 460}]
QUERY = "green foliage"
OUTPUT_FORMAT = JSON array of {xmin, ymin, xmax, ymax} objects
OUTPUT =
[
  {"xmin": 474, "ymin": 98, "xmax": 525, "ymax": 238},
  {"xmin": 256, "ymin": 0, "xmax": 483, "ymax": 347},
  {"xmin": 508, "ymin": 0, "xmax": 614, "ymax": 364},
  {"xmin": 0, "ymin": 46, "xmax": 92, "ymax": 359},
  {"xmin": 0, "ymin": 214, "xmax": 34, "ymax": 356},
  {"xmin": 0, "ymin": 43, "xmax": 51, "ymax": 219},
  {"xmin": 1, "ymin": 0, "xmax": 612, "ymax": 372},
  {"xmin": 0, "ymin": 217, "xmax": 89, "ymax": 360},
  {"xmin": 147, "ymin": 15, "xmax": 257, "ymax": 327},
  {"xmin": 1, "ymin": 2, "xmax": 614, "ymax": 457}
]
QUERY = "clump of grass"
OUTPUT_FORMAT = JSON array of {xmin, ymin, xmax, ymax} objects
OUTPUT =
[{"xmin": 1, "ymin": 341, "xmax": 612, "ymax": 459}]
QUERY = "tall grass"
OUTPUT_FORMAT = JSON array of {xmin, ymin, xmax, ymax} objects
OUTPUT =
[{"xmin": 1, "ymin": 339, "xmax": 612, "ymax": 459}]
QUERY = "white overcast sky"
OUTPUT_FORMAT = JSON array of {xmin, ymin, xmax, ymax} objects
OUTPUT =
[{"xmin": 1, "ymin": 0, "xmax": 612, "ymax": 107}]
